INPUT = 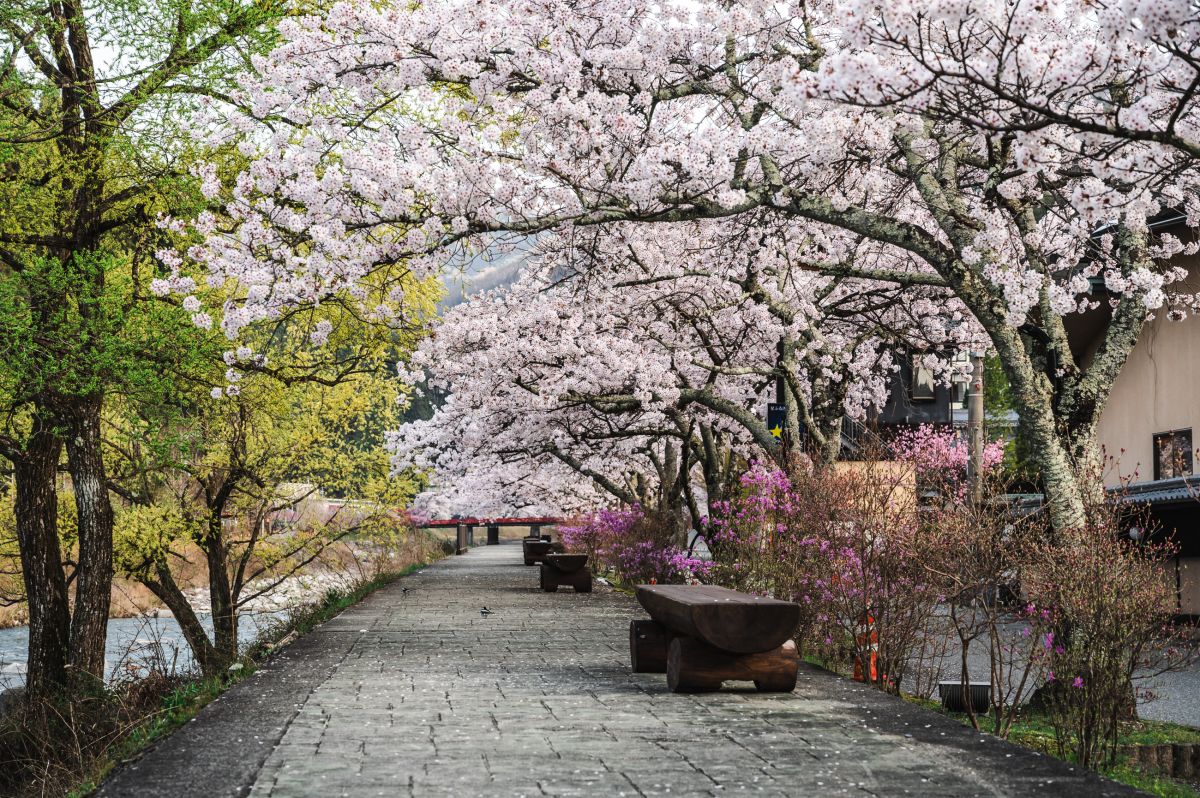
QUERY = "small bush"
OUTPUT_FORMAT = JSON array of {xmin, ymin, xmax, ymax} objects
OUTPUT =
[
  {"xmin": 559, "ymin": 506, "xmax": 707, "ymax": 586},
  {"xmin": 0, "ymin": 675, "xmax": 185, "ymax": 797},
  {"xmin": 1024, "ymin": 506, "xmax": 1189, "ymax": 768},
  {"xmin": 915, "ymin": 488, "xmax": 1051, "ymax": 737}
]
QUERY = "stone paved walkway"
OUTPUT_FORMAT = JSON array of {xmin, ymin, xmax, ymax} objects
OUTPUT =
[{"xmin": 98, "ymin": 543, "xmax": 1142, "ymax": 797}]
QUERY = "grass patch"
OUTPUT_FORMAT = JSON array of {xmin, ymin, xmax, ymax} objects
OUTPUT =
[
  {"xmin": 66, "ymin": 675, "xmax": 231, "ymax": 798},
  {"xmin": 902, "ymin": 693, "xmax": 1200, "ymax": 797},
  {"xmin": 1, "ymin": 562, "xmax": 432, "ymax": 798},
  {"xmin": 1104, "ymin": 762, "xmax": 1200, "ymax": 798}
]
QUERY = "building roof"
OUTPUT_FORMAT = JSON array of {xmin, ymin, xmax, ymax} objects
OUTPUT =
[
  {"xmin": 1008, "ymin": 475, "xmax": 1200, "ymax": 514},
  {"xmin": 1116, "ymin": 475, "xmax": 1200, "ymax": 508}
]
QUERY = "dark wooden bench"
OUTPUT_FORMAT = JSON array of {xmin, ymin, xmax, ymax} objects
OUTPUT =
[
  {"xmin": 630, "ymin": 585, "xmax": 799, "ymax": 693},
  {"xmin": 522, "ymin": 538, "xmax": 560, "ymax": 565},
  {"xmin": 540, "ymin": 553, "xmax": 592, "ymax": 593}
]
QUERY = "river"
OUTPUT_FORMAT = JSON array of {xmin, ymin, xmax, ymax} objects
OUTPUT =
[{"xmin": 0, "ymin": 610, "xmax": 286, "ymax": 689}]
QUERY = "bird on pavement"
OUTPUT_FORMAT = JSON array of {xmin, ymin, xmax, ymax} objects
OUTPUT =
[{"xmin": 480, "ymin": 607, "xmax": 493, "ymax": 617}]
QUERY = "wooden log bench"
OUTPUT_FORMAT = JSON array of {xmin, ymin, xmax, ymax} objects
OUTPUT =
[
  {"xmin": 630, "ymin": 585, "xmax": 800, "ymax": 693},
  {"xmin": 522, "ymin": 538, "xmax": 561, "ymax": 565},
  {"xmin": 539, "ymin": 553, "xmax": 592, "ymax": 593}
]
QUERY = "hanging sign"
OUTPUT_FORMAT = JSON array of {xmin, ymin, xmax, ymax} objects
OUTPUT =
[{"xmin": 767, "ymin": 403, "xmax": 787, "ymax": 444}]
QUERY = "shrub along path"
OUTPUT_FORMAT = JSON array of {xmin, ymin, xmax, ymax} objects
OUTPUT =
[{"xmin": 98, "ymin": 543, "xmax": 1140, "ymax": 797}]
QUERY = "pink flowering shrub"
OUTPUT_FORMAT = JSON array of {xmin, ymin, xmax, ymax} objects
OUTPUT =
[
  {"xmin": 707, "ymin": 458, "xmax": 936, "ymax": 694},
  {"xmin": 890, "ymin": 424, "xmax": 1005, "ymax": 497},
  {"xmin": 560, "ymin": 506, "xmax": 708, "ymax": 586},
  {"xmin": 705, "ymin": 455, "xmax": 1193, "ymax": 760}
]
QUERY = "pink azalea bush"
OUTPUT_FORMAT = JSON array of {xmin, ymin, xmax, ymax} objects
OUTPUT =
[
  {"xmin": 566, "ymin": 458, "xmax": 1188, "ymax": 765},
  {"xmin": 706, "ymin": 459, "xmax": 937, "ymax": 694},
  {"xmin": 1022, "ymin": 503, "xmax": 1189, "ymax": 768},
  {"xmin": 559, "ymin": 506, "xmax": 709, "ymax": 586}
]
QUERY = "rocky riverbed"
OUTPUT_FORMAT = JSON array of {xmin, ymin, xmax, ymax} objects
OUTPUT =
[{"xmin": 0, "ymin": 568, "xmax": 364, "ymax": 688}]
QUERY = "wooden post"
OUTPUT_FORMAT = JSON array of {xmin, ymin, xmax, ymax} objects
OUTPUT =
[
  {"xmin": 486, "ymin": 524, "xmax": 500, "ymax": 545},
  {"xmin": 455, "ymin": 523, "xmax": 468, "ymax": 555},
  {"xmin": 967, "ymin": 352, "xmax": 985, "ymax": 504}
]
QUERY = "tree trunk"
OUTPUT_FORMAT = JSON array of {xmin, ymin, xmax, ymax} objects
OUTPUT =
[
  {"xmin": 989, "ymin": 328, "xmax": 1090, "ymax": 535},
  {"xmin": 205, "ymin": 515, "xmax": 239, "ymax": 667},
  {"xmin": 62, "ymin": 395, "xmax": 114, "ymax": 685},
  {"xmin": 11, "ymin": 415, "xmax": 71, "ymax": 697},
  {"xmin": 812, "ymin": 412, "xmax": 843, "ymax": 465},
  {"xmin": 142, "ymin": 562, "xmax": 222, "ymax": 677},
  {"xmin": 1013, "ymin": 402, "xmax": 1089, "ymax": 532}
]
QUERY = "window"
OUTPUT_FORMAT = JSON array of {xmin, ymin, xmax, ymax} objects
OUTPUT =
[
  {"xmin": 1154, "ymin": 428, "xmax": 1194, "ymax": 480},
  {"xmin": 949, "ymin": 380, "xmax": 968, "ymax": 410},
  {"xmin": 910, "ymin": 356, "xmax": 936, "ymax": 401}
]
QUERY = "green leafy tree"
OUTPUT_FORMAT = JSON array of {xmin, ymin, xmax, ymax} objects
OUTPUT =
[
  {"xmin": 106, "ymin": 275, "xmax": 438, "ymax": 674},
  {"xmin": 0, "ymin": 0, "xmax": 288, "ymax": 694}
]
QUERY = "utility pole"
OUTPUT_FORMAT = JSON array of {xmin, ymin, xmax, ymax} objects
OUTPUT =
[{"xmin": 966, "ymin": 352, "xmax": 985, "ymax": 504}]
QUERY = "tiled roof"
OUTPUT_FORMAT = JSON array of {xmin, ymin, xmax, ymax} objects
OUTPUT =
[
  {"xmin": 1116, "ymin": 475, "xmax": 1200, "ymax": 507},
  {"xmin": 1008, "ymin": 475, "xmax": 1200, "ymax": 511}
]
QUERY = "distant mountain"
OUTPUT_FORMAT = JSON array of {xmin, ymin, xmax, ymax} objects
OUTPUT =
[{"xmin": 439, "ymin": 241, "xmax": 530, "ymax": 308}]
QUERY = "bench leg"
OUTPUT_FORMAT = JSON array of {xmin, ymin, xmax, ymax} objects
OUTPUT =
[
  {"xmin": 539, "ymin": 563, "xmax": 558, "ymax": 592},
  {"xmin": 567, "ymin": 568, "xmax": 592, "ymax": 593},
  {"xmin": 666, "ymin": 637, "xmax": 798, "ymax": 693},
  {"xmin": 630, "ymin": 619, "xmax": 669, "ymax": 674},
  {"xmin": 540, "ymin": 565, "xmax": 593, "ymax": 593}
]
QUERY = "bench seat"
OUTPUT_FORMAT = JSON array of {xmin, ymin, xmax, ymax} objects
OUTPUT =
[{"xmin": 522, "ymin": 539, "xmax": 557, "ymax": 565}]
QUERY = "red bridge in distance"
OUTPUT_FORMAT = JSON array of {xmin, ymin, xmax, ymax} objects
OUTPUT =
[{"xmin": 416, "ymin": 517, "xmax": 566, "ymax": 529}]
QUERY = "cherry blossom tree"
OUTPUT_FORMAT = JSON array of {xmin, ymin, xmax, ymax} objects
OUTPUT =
[
  {"xmin": 173, "ymin": 0, "xmax": 1200, "ymax": 535},
  {"xmin": 390, "ymin": 218, "xmax": 970, "ymax": 518},
  {"xmin": 824, "ymin": 0, "xmax": 1200, "ymax": 159}
]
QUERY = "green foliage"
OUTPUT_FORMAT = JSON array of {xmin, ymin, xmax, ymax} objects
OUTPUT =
[
  {"xmin": 1102, "ymin": 763, "xmax": 1200, "ymax": 798},
  {"xmin": 112, "ymin": 503, "xmax": 196, "ymax": 577},
  {"xmin": 102, "ymin": 269, "xmax": 442, "ymax": 675},
  {"xmin": 0, "ymin": 254, "xmax": 218, "ymax": 414},
  {"xmin": 979, "ymin": 354, "xmax": 1042, "ymax": 489},
  {"xmin": 982, "ymin": 353, "xmax": 1014, "ymax": 418},
  {"xmin": 0, "ymin": 0, "xmax": 294, "ymax": 436}
]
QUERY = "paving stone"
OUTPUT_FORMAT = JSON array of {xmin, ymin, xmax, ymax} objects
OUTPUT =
[{"xmin": 100, "ymin": 542, "xmax": 1146, "ymax": 797}]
